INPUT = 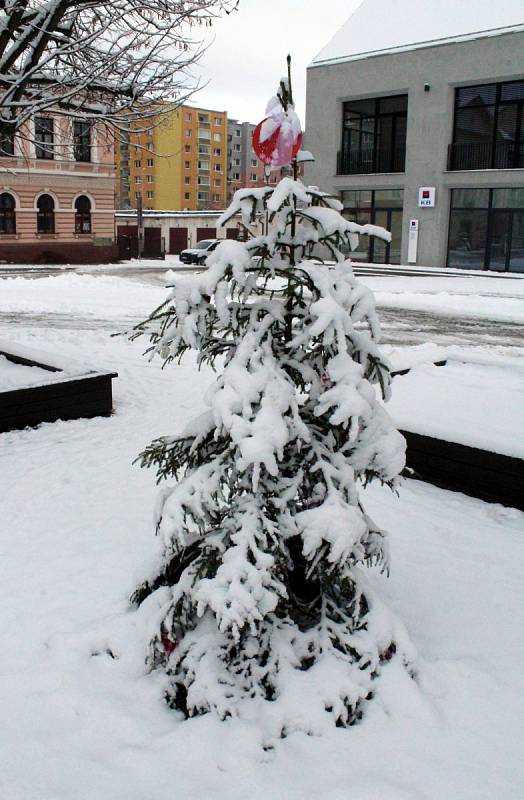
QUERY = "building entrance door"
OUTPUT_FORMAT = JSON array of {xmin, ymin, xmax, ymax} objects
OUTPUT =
[
  {"xmin": 509, "ymin": 212, "xmax": 524, "ymax": 272},
  {"xmin": 489, "ymin": 211, "xmax": 512, "ymax": 271},
  {"xmin": 373, "ymin": 208, "xmax": 402, "ymax": 264},
  {"xmin": 488, "ymin": 211, "xmax": 524, "ymax": 273}
]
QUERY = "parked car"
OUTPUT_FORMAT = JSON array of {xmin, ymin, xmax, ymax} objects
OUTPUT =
[{"xmin": 179, "ymin": 239, "xmax": 222, "ymax": 265}]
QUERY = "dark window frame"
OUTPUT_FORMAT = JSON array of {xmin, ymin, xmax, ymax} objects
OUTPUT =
[
  {"xmin": 74, "ymin": 195, "xmax": 92, "ymax": 233},
  {"xmin": 449, "ymin": 79, "xmax": 524, "ymax": 170},
  {"xmin": 447, "ymin": 187, "xmax": 524, "ymax": 272},
  {"xmin": 341, "ymin": 189, "xmax": 404, "ymax": 264},
  {"xmin": 35, "ymin": 117, "xmax": 54, "ymax": 160},
  {"xmin": 338, "ymin": 95, "xmax": 407, "ymax": 175},
  {"xmin": 37, "ymin": 194, "xmax": 55, "ymax": 234},
  {"xmin": 0, "ymin": 127, "xmax": 15, "ymax": 156},
  {"xmin": 0, "ymin": 192, "xmax": 16, "ymax": 233},
  {"xmin": 73, "ymin": 120, "xmax": 91, "ymax": 162}
]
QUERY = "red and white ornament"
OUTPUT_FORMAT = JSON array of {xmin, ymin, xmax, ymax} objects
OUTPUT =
[{"xmin": 252, "ymin": 95, "xmax": 302, "ymax": 170}]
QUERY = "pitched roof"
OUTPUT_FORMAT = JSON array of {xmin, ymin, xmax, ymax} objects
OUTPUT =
[{"xmin": 311, "ymin": 0, "xmax": 524, "ymax": 67}]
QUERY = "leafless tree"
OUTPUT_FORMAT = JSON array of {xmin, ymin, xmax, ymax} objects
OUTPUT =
[{"xmin": 0, "ymin": 0, "xmax": 238, "ymax": 147}]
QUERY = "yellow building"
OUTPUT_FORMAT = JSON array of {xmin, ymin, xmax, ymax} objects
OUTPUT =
[{"xmin": 115, "ymin": 105, "xmax": 228, "ymax": 212}]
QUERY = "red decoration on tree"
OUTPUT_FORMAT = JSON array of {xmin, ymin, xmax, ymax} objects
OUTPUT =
[
  {"xmin": 160, "ymin": 624, "xmax": 176, "ymax": 655},
  {"xmin": 252, "ymin": 118, "xmax": 302, "ymax": 168}
]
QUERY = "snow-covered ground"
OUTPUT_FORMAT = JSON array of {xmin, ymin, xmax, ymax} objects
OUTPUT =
[
  {"xmin": 1, "ymin": 269, "xmax": 523, "ymax": 799},
  {"xmin": 0, "ymin": 353, "xmax": 52, "ymax": 389},
  {"xmin": 385, "ymin": 355, "xmax": 524, "ymax": 458}
]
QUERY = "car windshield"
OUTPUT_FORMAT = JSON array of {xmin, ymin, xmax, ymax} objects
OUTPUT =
[{"xmin": 194, "ymin": 240, "xmax": 215, "ymax": 249}]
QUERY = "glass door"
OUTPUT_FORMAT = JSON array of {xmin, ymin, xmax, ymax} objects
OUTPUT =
[
  {"xmin": 372, "ymin": 209, "xmax": 402, "ymax": 264},
  {"xmin": 488, "ymin": 211, "xmax": 511, "ymax": 271},
  {"xmin": 373, "ymin": 209, "xmax": 388, "ymax": 263},
  {"xmin": 509, "ymin": 211, "xmax": 524, "ymax": 272}
]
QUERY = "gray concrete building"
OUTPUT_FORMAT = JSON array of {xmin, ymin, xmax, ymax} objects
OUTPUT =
[
  {"xmin": 305, "ymin": 0, "xmax": 524, "ymax": 272},
  {"xmin": 227, "ymin": 119, "xmax": 273, "ymax": 202}
]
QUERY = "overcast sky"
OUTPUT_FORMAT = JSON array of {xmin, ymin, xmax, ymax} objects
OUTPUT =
[{"xmin": 187, "ymin": 0, "xmax": 363, "ymax": 127}]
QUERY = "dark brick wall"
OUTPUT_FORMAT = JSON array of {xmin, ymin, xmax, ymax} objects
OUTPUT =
[{"xmin": 0, "ymin": 241, "xmax": 119, "ymax": 264}]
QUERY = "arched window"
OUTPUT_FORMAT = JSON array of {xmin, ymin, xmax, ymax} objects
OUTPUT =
[
  {"xmin": 37, "ymin": 194, "xmax": 55, "ymax": 234},
  {"xmin": 74, "ymin": 195, "xmax": 91, "ymax": 233},
  {"xmin": 0, "ymin": 192, "xmax": 16, "ymax": 234}
]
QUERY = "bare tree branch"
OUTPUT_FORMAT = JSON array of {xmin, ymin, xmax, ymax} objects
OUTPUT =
[{"xmin": 0, "ymin": 0, "xmax": 238, "ymax": 142}]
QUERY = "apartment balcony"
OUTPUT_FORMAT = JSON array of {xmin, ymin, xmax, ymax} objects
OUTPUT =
[
  {"xmin": 337, "ymin": 147, "xmax": 405, "ymax": 175},
  {"xmin": 198, "ymin": 129, "xmax": 211, "ymax": 141},
  {"xmin": 447, "ymin": 140, "xmax": 524, "ymax": 171}
]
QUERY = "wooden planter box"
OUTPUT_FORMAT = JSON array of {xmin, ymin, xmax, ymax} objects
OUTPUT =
[
  {"xmin": 0, "ymin": 346, "xmax": 117, "ymax": 434},
  {"xmin": 401, "ymin": 429, "xmax": 524, "ymax": 511}
]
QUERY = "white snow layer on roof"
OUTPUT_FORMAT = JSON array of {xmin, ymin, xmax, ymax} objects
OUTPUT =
[{"xmin": 312, "ymin": 0, "xmax": 524, "ymax": 66}]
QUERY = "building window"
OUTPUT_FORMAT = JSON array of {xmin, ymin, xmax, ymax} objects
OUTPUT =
[
  {"xmin": 213, "ymin": 178, "xmax": 221, "ymax": 186},
  {"xmin": 213, "ymin": 133, "xmax": 221, "ymax": 142},
  {"xmin": 198, "ymin": 114, "xmax": 209, "ymax": 124},
  {"xmin": 198, "ymin": 144, "xmax": 209, "ymax": 155},
  {"xmin": 0, "ymin": 192, "xmax": 16, "ymax": 233},
  {"xmin": 251, "ymin": 173, "xmax": 257, "ymax": 181},
  {"xmin": 197, "ymin": 176, "xmax": 209, "ymax": 186},
  {"xmin": 35, "ymin": 117, "xmax": 54, "ymax": 159},
  {"xmin": 213, "ymin": 147, "xmax": 221, "ymax": 156},
  {"xmin": 213, "ymin": 163, "xmax": 221, "ymax": 172},
  {"xmin": 341, "ymin": 189, "xmax": 404, "ymax": 264},
  {"xmin": 185, "ymin": 129, "xmax": 192, "ymax": 137},
  {"xmin": 234, "ymin": 143, "xmax": 241, "ymax": 152},
  {"xmin": 146, "ymin": 190, "xmax": 153, "ymax": 199},
  {"xmin": 73, "ymin": 121, "xmax": 91, "ymax": 162},
  {"xmin": 185, "ymin": 176, "xmax": 191, "ymax": 184},
  {"xmin": 198, "ymin": 160, "xmax": 209, "ymax": 170},
  {"xmin": 233, "ymin": 158, "xmax": 241, "ymax": 166},
  {"xmin": 185, "ymin": 112, "xmax": 192, "ymax": 121},
  {"xmin": 134, "ymin": 160, "xmax": 141, "ymax": 167},
  {"xmin": 339, "ymin": 95, "xmax": 407, "ymax": 175},
  {"xmin": 184, "ymin": 160, "xmax": 191, "ymax": 169},
  {"xmin": 135, "ymin": 191, "xmax": 141, "ymax": 199},
  {"xmin": 235, "ymin": 129, "xmax": 241, "ymax": 137},
  {"xmin": 135, "ymin": 176, "xmax": 141, "ymax": 184},
  {"xmin": 197, "ymin": 191, "xmax": 209, "ymax": 201},
  {"xmin": 0, "ymin": 128, "xmax": 14, "ymax": 156},
  {"xmin": 214, "ymin": 117, "xmax": 222, "ymax": 125},
  {"xmin": 449, "ymin": 80, "xmax": 524, "ymax": 170},
  {"xmin": 146, "ymin": 158, "xmax": 154, "ymax": 167},
  {"xmin": 213, "ymin": 193, "xmax": 220, "ymax": 201},
  {"xmin": 147, "ymin": 143, "xmax": 154, "ymax": 151},
  {"xmin": 146, "ymin": 175, "xmax": 153, "ymax": 183},
  {"xmin": 74, "ymin": 195, "xmax": 91, "ymax": 233},
  {"xmin": 233, "ymin": 172, "xmax": 240, "ymax": 180},
  {"xmin": 184, "ymin": 192, "xmax": 191, "ymax": 200},
  {"xmin": 185, "ymin": 144, "xmax": 191, "ymax": 153},
  {"xmin": 37, "ymin": 194, "xmax": 55, "ymax": 233},
  {"xmin": 448, "ymin": 187, "xmax": 524, "ymax": 272},
  {"xmin": 250, "ymin": 159, "xmax": 257, "ymax": 167}
]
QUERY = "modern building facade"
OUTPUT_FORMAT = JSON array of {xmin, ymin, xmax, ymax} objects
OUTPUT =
[
  {"xmin": 116, "ymin": 105, "xmax": 228, "ymax": 212},
  {"xmin": 0, "ymin": 116, "xmax": 117, "ymax": 263},
  {"xmin": 305, "ymin": 1, "xmax": 524, "ymax": 272}
]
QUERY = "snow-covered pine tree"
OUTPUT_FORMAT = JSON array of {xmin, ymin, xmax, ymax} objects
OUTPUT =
[{"xmin": 130, "ymin": 71, "xmax": 414, "ymax": 735}]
